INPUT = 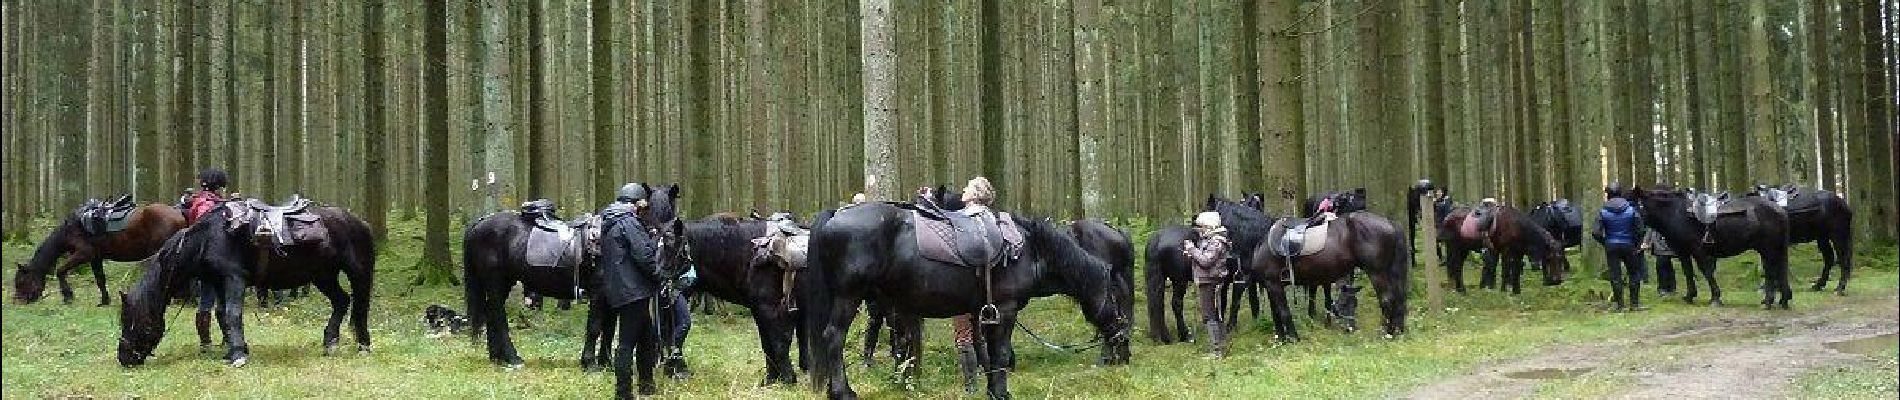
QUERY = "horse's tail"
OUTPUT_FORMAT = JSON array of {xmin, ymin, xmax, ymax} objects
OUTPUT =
[
  {"xmin": 1143, "ymin": 249, "xmax": 1174, "ymax": 344},
  {"xmin": 800, "ymin": 226, "xmax": 842, "ymax": 392},
  {"xmin": 461, "ymin": 219, "xmax": 487, "ymax": 344}
]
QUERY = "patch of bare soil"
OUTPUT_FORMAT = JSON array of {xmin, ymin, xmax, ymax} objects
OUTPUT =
[{"xmin": 1405, "ymin": 296, "xmax": 1899, "ymax": 400}]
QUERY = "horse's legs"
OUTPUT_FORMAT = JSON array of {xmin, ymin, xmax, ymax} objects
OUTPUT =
[
  {"xmin": 982, "ymin": 313, "xmax": 1019, "ymax": 400},
  {"xmin": 1833, "ymin": 235, "xmax": 1854, "ymax": 295},
  {"xmin": 582, "ymin": 302, "xmax": 609, "ymax": 371},
  {"xmin": 1679, "ymin": 256, "xmax": 1700, "ymax": 303},
  {"xmin": 893, "ymin": 313, "xmax": 925, "ymax": 385},
  {"xmin": 1246, "ymin": 278, "xmax": 1262, "ymax": 322},
  {"xmin": 311, "ymin": 274, "xmax": 350, "ymax": 355},
  {"xmin": 612, "ymin": 299, "xmax": 659, "ymax": 398},
  {"xmin": 1265, "ymin": 279, "xmax": 1299, "ymax": 342},
  {"xmin": 1505, "ymin": 255, "xmax": 1524, "ymax": 295},
  {"xmin": 343, "ymin": 260, "xmax": 374, "ymax": 353},
  {"xmin": 1170, "ymin": 282, "xmax": 1191, "ymax": 342},
  {"xmin": 89, "ymin": 260, "xmax": 110, "ymax": 306},
  {"xmin": 751, "ymin": 305, "xmax": 797, "ymax": 385},
  {"xmin": 1812, "ymin": 239, "xmax": 1836, "ymax": 291},
  {"xmin": 1697, "ymin": 256, "xmax": 1723, "ymax": 306},
  {"xmin": 1304, "ymin": 285, "xmax": 1319, "ymax": 319},
  {"xmin": 1445, "ymin": 249, "xmax": 1467, "ymax": 293},
  {"xmin": 1368, "ymin": 272, "xmax": 1407, "ymax": 338},
  {"xmin": 818, "ymin": 294, "xmax": 863, "ymax": 400},
  {"xmin": 54, "ymin": 255, "xmax": 86, "ymax": 304},
  {"xmin": 860, "ymin": 301, "xmax": 885, "ymax": 366},
  {"xmin": 1479, "ymin": 250, "xmax": 1499, "ymax": 290},
  {"xmin": 1765, "ymin": 247, "xmax": 1794, "ymax": 309},
  {"xmin": 216, "ymin": 275, "xmax": 252, "ymax": 366},
  {"xmin": 483, "ymin": 285, "xmax": 523, "ymax": 366}
]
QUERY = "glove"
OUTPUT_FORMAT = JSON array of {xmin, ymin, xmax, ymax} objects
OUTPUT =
[{"xmin": 677, "ymin": 266, "xmax": 698, "ymax": 288}]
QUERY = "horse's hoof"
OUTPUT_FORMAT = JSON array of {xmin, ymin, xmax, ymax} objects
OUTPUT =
[
  {"xmin": 1708, "ymin": 299, "xmax": 1724, "ymax": 307},
  {"xmin": 1382, "ymin": 333, "xmax": 1397, "ymax": 340},
  {"xmin": 1810, "ymin": 284, "xmax": 1827, "ymax": 292},
  {"xmin": 1835, "ymin": 289, "xmax": 1848, "ymax": 297},
  {"xmin": 358, "ymin": 345, "xmax": 372, "ymax": 355},
  {"xmin": 323, "ymin": 345, "xmax": 337, "ymax": 356},
  {"xmin": 98, "ymin": 299, "xmax": 111, "ymax": 307},
  {"xmin": 60, "ymin": 298, "xmax": 73, "ymax": 305},
  {"xmin": 229, "ymin": 357, "xmax": 248, "ymax": 367}
]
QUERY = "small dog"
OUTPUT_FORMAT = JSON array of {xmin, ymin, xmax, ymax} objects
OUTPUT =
[{"xmin": 423, "ymin": 304, "xmax": 470, "ymax": 338}]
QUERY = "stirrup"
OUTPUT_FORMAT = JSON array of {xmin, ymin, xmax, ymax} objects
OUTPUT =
[{"xmin": 978, "ymin": 304, "xmax": 1001, "ymax": 325}]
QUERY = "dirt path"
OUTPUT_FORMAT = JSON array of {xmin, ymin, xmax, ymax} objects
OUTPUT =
[{"xmin": 1406, "ymin": 296, "xmax": 1900, "ymax": 399}]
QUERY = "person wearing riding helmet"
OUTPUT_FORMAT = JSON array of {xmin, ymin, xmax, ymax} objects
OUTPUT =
[
  {"xmin": 1182, "ymin": 212, "xmax": 1233, "ymax": 357},
  {"xmin": 183, "ymin": 168, "xmax": 231, "ymax": 350},
  {"xmin": 598, "ymin": 183, "xmax": 666, "ymax": 397},
  {"xmin": 1594, "ymin": 195, "xmax": 1648, "ymax": 312}
]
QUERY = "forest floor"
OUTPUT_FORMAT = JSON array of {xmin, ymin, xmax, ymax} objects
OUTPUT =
[{"xmin": 2, "ymin": 218, "xmax": 1895, "ymax": 399}]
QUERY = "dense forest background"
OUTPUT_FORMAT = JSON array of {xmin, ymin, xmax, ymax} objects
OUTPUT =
[{"xmin": 3, "ymin": 0, "xmax": 1896, "ymax": 274}]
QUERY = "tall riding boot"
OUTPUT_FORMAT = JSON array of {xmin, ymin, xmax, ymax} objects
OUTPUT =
[
  {"xmin": 1205, "ymin": 321, "xmax": 1227, "ymax": 358},
  {"xmin": 1609, "ymin": 282, "xmax": 1627, "ymax": 311},
  {"xmin": 195, "ymin": 310, "xmax": 214, "ymax": 349},
  {"xmin": 956, "ymin": 344, "xmax": 981, "ymax": 394},
  {"xmin": 1628, "ymin": 281, "xmax": 1644, "ymax": 310}
]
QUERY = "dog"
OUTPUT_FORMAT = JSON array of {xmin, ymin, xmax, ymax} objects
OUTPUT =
[{"xmin": 423, "ymin": 304, "xmax": 470, "ymax": 338}]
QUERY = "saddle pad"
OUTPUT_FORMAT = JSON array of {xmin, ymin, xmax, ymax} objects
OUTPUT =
[
  {"xmin": 524, "ymin": 224, "xmax": 579, "ymax": 267},
  {"xmin": 1458, "ymin": 213, "xmax": 1484, "ymax": 240},
  {"xmin": 1268, "ymin": 219, "xmax": 1332, "ymax": 257},
  {"xmin": 1692, "ymin": 197, "xmax": 1754, "ymax": 224},
  {"xmin": 912, "ymin": 211, "xmax": 1022, "ymax": 268}
]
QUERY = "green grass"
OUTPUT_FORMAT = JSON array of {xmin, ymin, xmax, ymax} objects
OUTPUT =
[{"xmin": 4, "ymin": 218, "xmax": 1895, "ymax": 398}]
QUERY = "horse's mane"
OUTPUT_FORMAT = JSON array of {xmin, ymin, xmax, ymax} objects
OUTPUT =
[
  {"xmin": 1205, "ymin": 196, "xmax": 1272, "ymax": 258},
  {"xmin": 1013, "ymin": 216, "xmax": 1111, "ymax": 288}
]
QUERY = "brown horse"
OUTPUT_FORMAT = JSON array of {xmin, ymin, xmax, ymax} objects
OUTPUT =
[
  {"xmin": 1250, "ymin": 212, "xmax": 1410, "ymax": 341},
  {"xmin": 1439, "ymin": 205, "xmax": 1569, "ymax": 295},
  {"xmin": 15, "ymin": 204, "xmax": 188, "ymax": 305},
  {"xmin": 1435, "ymin": 207, "xmax": 1491, "ymax": 293}
]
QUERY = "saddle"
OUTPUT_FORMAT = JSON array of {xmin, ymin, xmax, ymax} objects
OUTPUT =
[
  {"xmin": 909, "ymin": 206, "xmax": 1023, "ymax": 269},
  {"xmin": 227, "ymin": 195, "xmax": 325, "ymax": 248},
  {"xmin": 1269, "ymin": 215, "xmax": 1335, "ymax": 257},
  {"xmin": 518, "ymin": 199, "xmax": 585, "ymax": 268},
  {"xmin": 1458, "ymin": 210, "xmax": 1487, "ymax": 240},
  {"xmin": 78, "ymin": 194, "xmax": 138, "ymax": 235},
  {"xmin": 1689, "ymin": 192, "xmax": 1754, "ymax": 225}
]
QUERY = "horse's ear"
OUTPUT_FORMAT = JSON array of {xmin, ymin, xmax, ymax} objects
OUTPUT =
[
  {"xmin": 671, "ymin": 219, "xmax": 686, "ymax": 235},
  {"xmin": 118, "ymin": 291, "xmax": 127, "ymax": 303},
  {"xmin": 668, "ymin": 183, "xmax": 682, "ymax": 199},
  {"xmin": 1353, "ymin": 187, "xmax": 1367, "ymax": 196}
]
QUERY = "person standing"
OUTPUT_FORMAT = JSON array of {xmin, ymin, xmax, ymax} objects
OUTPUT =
[
  {"xmin": 1182, "ymin": 212, "xmax": 1233, "ymax": 357},
  {"xmin": 1594, "ymin": 196, "xmax": 1648, "ymax": 311},
  {"xmin": 598, "ymin": 183, "xmax": 665, "ymax": 398}
]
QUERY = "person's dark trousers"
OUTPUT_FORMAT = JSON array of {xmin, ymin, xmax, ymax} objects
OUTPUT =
[
  {"xmin": 613, "ymin": 297, "xmax": 659, "ymax": 399},
  {"xmin": 1604, "ymin": 243, "xmax": 1645, "ymax": 310},
  {"xmin": 1197, "ymin": 282, "xmax": 1226, "ymax": 356},
  {"xmin": 1653, "ymin": 255, "xmax": 1676, "ymax": 295}
]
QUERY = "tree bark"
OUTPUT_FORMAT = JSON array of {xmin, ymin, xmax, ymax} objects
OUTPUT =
[
  {"xmin": 363, "ymin": 0, "xmax": 387, "ymax": 239},
  {"xmin": 417, "ymin": 0, "xmax": 455, "ymax": 285},
  {"xmin": 860, "ymin": 0, "xmax": 897, "ymax": 201}
]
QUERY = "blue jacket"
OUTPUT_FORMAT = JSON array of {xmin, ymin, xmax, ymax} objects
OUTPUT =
[
  {"xmin": 596, "ymin": 202, "xmax": 662, "ymax": 308},
  {"xmin": 1596, "ymin": 198, "xmax": 1643, "ymax": 245}
]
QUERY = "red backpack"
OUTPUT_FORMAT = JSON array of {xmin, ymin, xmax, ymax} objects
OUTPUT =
[{"xmin": 186, "ymin": 191, "xmax": 225, "ymax": 223}]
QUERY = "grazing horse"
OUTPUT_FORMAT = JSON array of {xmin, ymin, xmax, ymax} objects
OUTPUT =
[
  {"xmin": 1634, "ymin": 186, "xmax": 1793, "ymax": 308},
  {"xmin": 118, "ymin": 203, "xmax": 376, "ymax": 367},
  {"xmin": 15, "ymin": 202, "xmax": 188, "ymax": 305},
  {"xmin": 459, "ymin": 208, "xmax": 605, "ymax": 369},
  {"xmin": 1748, "ymin": 185, "xmax": 1855, "ymax": 295},
  {"xmin": 1436, "ymin": 207, "xmax": 1489, "ymax": 293},
  {"xmin": 803, "ymin": 203, "xmax": 1131, "ymax": 400},
  {"xmin": 1250, "ymin": 211, "xmax": 1410, "ymax": 341},
  {"xmin": 1478, "ymin": 205, "xmax": 1570, "ymax": 294}
]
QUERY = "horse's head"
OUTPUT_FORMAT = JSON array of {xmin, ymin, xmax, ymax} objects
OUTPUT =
[
  {"xmin": 642, "ymin": 183, "xmax": 683, "ymax": 229},
  {"xmin": 655, "ymin": 219, "xmax": 693, "ymax": 281},
  {"xmin": 1018, "ymin": 217, "xmax": 1131, "ymax": 365},
  {"xmin": 1632, "ymin": 185, "xmax": 1689, "ymax": 219},
  {"xmin": 1242, "ymin": 192, "xmax": 1267, "ymax": 211},
  {"xmin": 13, "ymin": 217, "xmax": 85, "ymax": 303},
  {"xmin": 117, "ymin": 288, "xmax": 167, "ymax": 367}
]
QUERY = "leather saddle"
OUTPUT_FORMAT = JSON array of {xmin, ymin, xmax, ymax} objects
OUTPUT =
[
  {"xmin": 1269, "ymin": 215, "xmax": 1336, "ymax": 257},
  {"xmin": 519, "ymin": 199, "xmax": 588, "ymax": 268},
  {"xmin": 1689, "ymin": 192, "xmax": 1754, "ymax": 224},
  {"xmin": 907, "ymin": 203, "xmax": 1023, "ymax": 269},
  {"xmin": 227, "ymin": 195, "xmax": 324, "ymax": 248},
  {"xmin": 79, "ymin": 194, "xmax": 138, "ymax": 235}
]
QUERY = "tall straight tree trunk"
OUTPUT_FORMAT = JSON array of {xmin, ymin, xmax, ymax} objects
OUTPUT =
[
  {"xmin": 1259, "ymin": 0, "xmax": 1305, "ymax": 203},
  {"xmin": 417, "ymin": 0, "xmax": 454, "ymax": 285},
  {"xmin": 979, "ymin": 0, "xmax": 1004, "ymax": 189},
  {"xmin": 1807, "ymin": 0, "xmax": 1839, "ymax": 192},
  {"xmin": 860, "ymin": 0, "xmax": 897, "ymax": 201},
  {"xmin": 1073, "ymin": 0, "xmax": 1104, "ymax": 218},
  {"xmin": 173, "ymin": 2, "xmax": 196, "ymax": 191},
  {"xmin": 591, "ymin": 0, "xmax": 615, "ymax": 203},
  {"xmin": 363, "ymin": 0, "xmax": 387, "ymax": 239},
  {"xmin": 479, "ymin": 0, "xmax": 514, "ymax": 204},
  {"xmin": 1858, "ymin": 0, "xmax": 1896, "ymax": 241},
  {"xmin": 1742, "ymin": 0, "xmax": 1781, "ymax": 185}
]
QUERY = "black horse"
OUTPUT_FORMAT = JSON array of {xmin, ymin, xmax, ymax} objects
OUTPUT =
[
  {"xmin": 1748, "ymin": 185, "xmax": 1855, "ymax": 295},
  {"xmin": 118, "ymin": 203, "xmax": 377, "ymax": 367},
  {"xmin": 1528, "ymin": 199, "xmax": 1585, "ymax": 250},
  {"xmin": 459, "ymin": 208, "xmax": 605, "ymax": 368},
  {"xmin": 1634, "ymin": 186, "xmax": 1793, "ymax": 308},
  {"xmin": 678, "ymin": 213, "xmax": 808, "ymax": 385},
  {"xmin": 802, "ymin": 203, "xmax": 1131, "ymax": 399},
  {"xmin": 1250, "ymin": 210, "xmax": 1410, "ymax": 341},
  {"xmin": 1142, "ymin": 225, "xmax": 1199, "ymax": 344}
]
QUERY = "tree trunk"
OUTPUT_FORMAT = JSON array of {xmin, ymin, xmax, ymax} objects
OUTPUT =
[
  {"xmin": 480, "ymin": 0, "xmax": 514, "ymax": 206},
  {"xmin": 591, "ymin": 0, "xmax": 615, "ymax": 203},
  {"xmin": 860, "ymin": 0, "xmax": 897, "ymax": 201},
  {"xmin": 417, "ymin": 0, "xmax": 455, "ymax": 285},
  {"xmin": 363, "ymin": 0, "xmax": 387, "ymax": 239}
]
